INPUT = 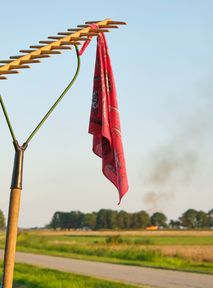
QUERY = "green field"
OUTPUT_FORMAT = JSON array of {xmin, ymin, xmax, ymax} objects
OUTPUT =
[
  {"xmin": 1, "ymin": 230, "xmax": 213, "ymax": 274},
  {"xmin": 0, "ymin": 262, "xmax": 141, "ymax": 288}
]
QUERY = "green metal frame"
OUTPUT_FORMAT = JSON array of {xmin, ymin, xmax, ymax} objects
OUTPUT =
[
  {"xmin": 0, "ymin": 45, "xmax": 80, "ymax": 146},
  {"xmin": 0, "ymin": 45, "xmax": 80, "ymax": 191}
]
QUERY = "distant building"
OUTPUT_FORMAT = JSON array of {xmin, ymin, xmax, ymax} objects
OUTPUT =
[{"xmin": 146, "ymin": 226, "xmax": 158, "ymax": 231}]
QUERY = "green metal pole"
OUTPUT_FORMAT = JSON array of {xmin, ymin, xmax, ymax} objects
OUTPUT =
[
  {"xmin": 25, "ymin": 45, "xmax": 80, "ymax": 144},
  {"xmin": 0, "ymin": 95, "xmax": 17, "ymax": 142}
]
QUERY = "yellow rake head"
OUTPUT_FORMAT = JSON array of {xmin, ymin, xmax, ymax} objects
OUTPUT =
[{"xmin": 0, "ymin": 19, "xmax": 126, "ymax": 80}]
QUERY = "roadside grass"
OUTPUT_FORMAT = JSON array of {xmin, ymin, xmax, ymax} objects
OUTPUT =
[
  {"xmin": 0, "ymin": 231, "xmax": 213, "ymax": 274},
  {"xmin": 0, "ymin": 262, "xmax": 142, "ymax": 288}
]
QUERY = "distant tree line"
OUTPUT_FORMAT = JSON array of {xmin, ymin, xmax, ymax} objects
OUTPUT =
[{"xmin": 49, "ymin": 208, "xmax": 213, "ymax": 230}]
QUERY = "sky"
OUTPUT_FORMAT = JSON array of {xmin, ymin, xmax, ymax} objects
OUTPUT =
[{"xmin": 0, "ymin": 1, "xmax": 213, "ymax": 227}]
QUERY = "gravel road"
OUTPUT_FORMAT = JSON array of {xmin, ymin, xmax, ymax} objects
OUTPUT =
[{"xmin": 0, "ymin": 250, "xmax": 212, "ymax": 288}]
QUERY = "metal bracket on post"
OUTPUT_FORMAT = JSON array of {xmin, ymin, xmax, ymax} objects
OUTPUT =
[{"xmin": 11, "ymin": 141, "xmax": 28, "ymax": 190}]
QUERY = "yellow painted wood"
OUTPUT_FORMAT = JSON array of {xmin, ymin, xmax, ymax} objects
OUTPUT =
[
  {"xmin": 2, "ymin": 188, "xmax": 21, "ymax": 288},
  {"xmin": 0, "ymin": 19, "xmax": 111, "ymax": 74}
]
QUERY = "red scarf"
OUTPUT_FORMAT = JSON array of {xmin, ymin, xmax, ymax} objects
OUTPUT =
[{"xmin": 79, "ymin": 32, "xmax": 128, "ymax": 204}]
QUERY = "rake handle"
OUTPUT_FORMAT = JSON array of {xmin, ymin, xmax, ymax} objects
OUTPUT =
[
  {"xmin": 2, "ymin": 188, "xmax": 21, "ymax": 288},
  {"xmin": 2, "ymin": 141, "xmax": 27, "ymax": 288}
]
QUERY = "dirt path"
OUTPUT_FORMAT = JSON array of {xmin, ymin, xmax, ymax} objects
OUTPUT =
[{"xmin": 0, "ymin": 250, "xmax": 213, "ymax": 288}]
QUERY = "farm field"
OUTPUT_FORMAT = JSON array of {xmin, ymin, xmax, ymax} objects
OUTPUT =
[
  {"xmin": 0, "ymin": 261, "xmax": 141, "ymax": 288},
  {"xmin": 0, "ymin": 230, "xmax": 213, "ymax": 274}
]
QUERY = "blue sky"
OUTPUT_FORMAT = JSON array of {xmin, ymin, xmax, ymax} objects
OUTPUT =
[{"xmin": 0, "ymin": 1, "xmax": 213, "ymax": 227}]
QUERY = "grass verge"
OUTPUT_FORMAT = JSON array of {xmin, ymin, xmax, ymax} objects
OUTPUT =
[{"xmin": 0, "ymin": 262, "xmax": 142, "ymax": 288}]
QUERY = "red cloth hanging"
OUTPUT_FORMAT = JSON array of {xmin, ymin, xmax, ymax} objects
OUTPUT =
[{"xmin": 79, "ymin": 31, "xmax": 128, "ymax": 204}]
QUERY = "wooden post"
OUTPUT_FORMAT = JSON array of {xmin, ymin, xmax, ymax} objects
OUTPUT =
[{"xmin": 2, "ymin": 188, "xmax": 21, "ymax": 288}]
